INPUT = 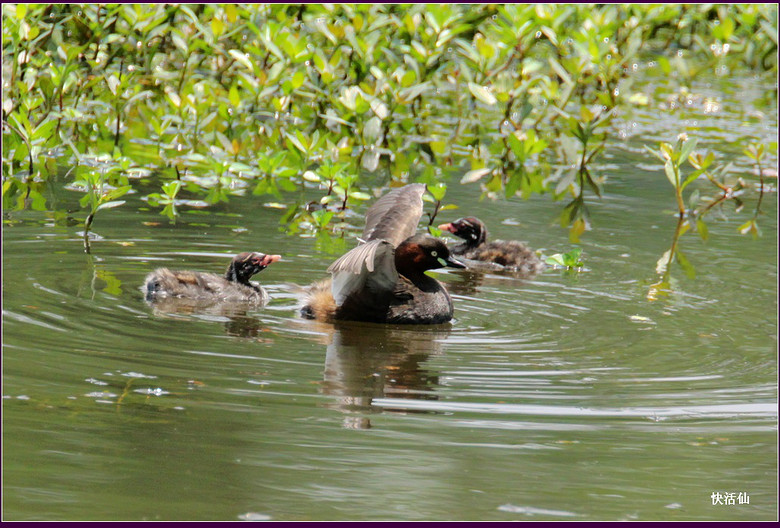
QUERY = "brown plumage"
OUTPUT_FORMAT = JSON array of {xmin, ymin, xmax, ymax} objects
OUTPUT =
[
  {"xmin": 438, "ymin": 217, "xmax": 545, "ymax": 276},
  {"xmin": 143, "ymin": 252, "xmax": 281, "ymax": 304},
  {"xmin": 302, "ymin": 235, "xmax": 465, "ymax": 324},
  {"xmin": 301, "ymin": 184, "xmax": 465, "ymax": 325}
]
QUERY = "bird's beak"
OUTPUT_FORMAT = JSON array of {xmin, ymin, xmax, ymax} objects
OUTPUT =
[
  {"xmin": 438, "ymin": 222, "xmax": 455, "ymax": 233},
  {"xmin": 443, "ymin": 255, "xmax": 466, "ymax": 269},
  {"xmin": 260, "ymin": 254, "xmax": 282, "ymax": 267}
]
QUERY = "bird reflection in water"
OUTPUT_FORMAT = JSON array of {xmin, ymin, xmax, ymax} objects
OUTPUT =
[
  {"xmin": 144, "ymin": 297, "xmax": 267, "ymax": 339},
  {"xmin": 310, "ymin": 321, "xmax": 451, "ymax": 429}
]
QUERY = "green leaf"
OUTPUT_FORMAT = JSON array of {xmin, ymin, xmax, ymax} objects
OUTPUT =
[
  {"xmin": 162, "ymin": 180, "xmax": 182, "ymax": 197},
  {"xmin": 461, "ymin": 168, "xmax": 491, "ymax": 184},
  {"xmin": 285, "ymin": 132, "xmax": 308, "ymax": 153},
  {"xmin": 427, "ymin": 183, "xmax": 447, "ymax": 201},
  {"xmin": 545, "ymin": 254, "xmax": 566, "ymax": 267},
  {"xmin": 398, "ymin": 82, "xmax": 431, "ymax": 103},
  {"xmin": 229, "ymin": 84, "xmax": 241, "ymax": 107},
  {"xmin": 696, "ymin": 218, "xmax": 709, "ymax": 241},
  {"xmin": 678, "ymin": 138, "xmax": 698, "ymax": 165},
  {"xmin": 211, "ymin": 16, "xmax": 224, "ymax": 38},
  {"xmin": 32, "ymin": 118, "xmax": 57, "ymax": 141},
  {"xmin": 569, "ymin": 218, "xmax": 586, "ymax": 243},
  {"xmin": 507, "ymin": 133, "xmax": 526, "ymax": 160},
  {"xmin": 545, "ymin": 248, "xmax": 582, "ymax": 268},
  {"xmin": 738, "ymin": 219, "xmax": 761, "ymax": 238},
  {"xmin": 675, "ymin": 250, "xmax": 695, "ymax": 279},
  {"xmin": 468, "ymin": 82, "xmax": 497, "ymax": 105},
  {"xmin": 643, "ymin": 144, "xmax": 666, "ymax": 163},
  {"xmin": 548, "ymin": 57, "xmax": 573, "ymax": 85},
  {"xmin": 103, "ymin": 185, "xmax": 132, "ymax": 202},
  {"xmin": 664, "ymin": 159, "xmax": 679, "ymax": 188},
  {"xmin": 680, "ymin": 168, "xmax": 704, "ymax": 191},
  {"xmin": 311, "ymin": 208, "xmax": 333, "ymax": 228},
  {"xmin": 563, "ymin": 248, "xmax": 583, "ymax": 267},
  {"xmin": 96, "ymin": 200, "xmax": 126, "ymax": 211},
  {"xmin": 291, "ymin": 70, "xmax": 305, "ymax": 90},
  {"xmin": 228, "ymin": 50, "xmax": 253, "ymax": 71}
]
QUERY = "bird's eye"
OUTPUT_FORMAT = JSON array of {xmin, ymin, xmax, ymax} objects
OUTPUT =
[{"xmin": 431, "ymin": 251, "xmax": 438, "ymax": 257}]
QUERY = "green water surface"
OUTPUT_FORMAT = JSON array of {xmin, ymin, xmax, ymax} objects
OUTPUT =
[{"xmin": 2, "ymin": 73, "xmax": 777, "ymax": 521}]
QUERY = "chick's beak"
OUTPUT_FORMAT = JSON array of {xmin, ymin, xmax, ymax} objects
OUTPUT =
[
  {"xmin": 438, "ymin": 222, "xmax": 456, "ymax": 233},
  {"xmin": 260, "ymin": 254, "xmax": 282, "ymax": 267}
]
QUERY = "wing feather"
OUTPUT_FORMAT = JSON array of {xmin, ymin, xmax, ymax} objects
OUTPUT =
[
  {"xmin": 328, "ymin": 240, "xmax": 398, "ymax": 306},
  {"xmin": 361, "ymin": 183, "xmax": 426, "ymax": 246}
]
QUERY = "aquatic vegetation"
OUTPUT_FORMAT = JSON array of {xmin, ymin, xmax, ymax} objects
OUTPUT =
[
  {"xmin": 2, "ymin": 4, "xmax": 777, "ymax": 245},
  {"xmin": 545, "ymin": 248, "xmax": 584, "ymax": 270},
  {"xmin": 644, "ymin": 133, "xmax": 776, "ymax": 299}
]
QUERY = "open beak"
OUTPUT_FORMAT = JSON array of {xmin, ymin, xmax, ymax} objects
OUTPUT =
[
  {"xmin": 438, "ymin": 222, "xmax": 456, "ymax": 233},
  {"xmin": 250, "ymin": 253, "xmax": 281, "ymax": 270}
]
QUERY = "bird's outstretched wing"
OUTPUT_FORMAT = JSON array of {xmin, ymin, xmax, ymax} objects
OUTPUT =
[
  {"xmin": 361, "ymin": 183, "xmax": 426, "ymax": 247},
  {"xmin": 328, "ymin": 239, "xmax": 398, "ymax": 306}
]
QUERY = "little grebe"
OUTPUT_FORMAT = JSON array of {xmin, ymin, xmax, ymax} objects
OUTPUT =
[
  {"xmin": 438, "ymin": 217, "xmax": 544, "ymax": 276},
  {"xmin": 302, "ymin": 184, "xmax": 465, "ymax": 324},
  {"xmin": 144, "ymin": 252, "xmax": 281, "ymax": 304}
]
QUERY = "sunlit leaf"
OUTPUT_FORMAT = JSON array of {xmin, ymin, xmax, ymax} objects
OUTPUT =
[
  {"xmin": 656, "ymin": 250, "xmax": 672, "ymax": 275},
  {"xmin": 303, "ymin": 170, "xmax": 320, "ymax": 182},
  {"xmin": 678, "ymin": 137, "xmax": 698, "ymax": 165},
  {"xmin": 664, "ymin": 159, "xmax": 679, "ymax": 188},
  {"xmin": 468, "ymin": 82, "xmax": 497, "ymax": 105},
  {"xmin": 228, "ymin": 50, "xmax": 253, "ymax": 71},
  {"xmin": 96, "ymin": 200, "xmax": 126, "ymax": 211},
  {"xmin": 211, "ymin": 16, "xmax": 224, "ymax": 37},
  {"xmin": 461, "ymin": 168, "xmax": 491, "ymax": 184}
]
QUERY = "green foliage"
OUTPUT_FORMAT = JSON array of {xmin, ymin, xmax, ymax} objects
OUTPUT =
[
  {"xmin": 645, "ymin": 134, "xmax": 701, "ymax": 217},
  {"xmin": 646, "ymin": 133, "xmax": 773, "ymax": 241},
  {"xmin": 1, "ymin": 4, "xmax": 777, "ymax": 242},
  {"xmin": 68, "ymin": 160, "xmax": 131, "ymax": 251},
  {"xmin": 545, "ymin": 248, "xmax": 584, "ymax": 269}
]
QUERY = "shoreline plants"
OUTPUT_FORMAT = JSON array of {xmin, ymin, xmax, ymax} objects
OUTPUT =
[{"xmin": 2, "ymin": 4, "xmax": 777, "ymax": 247}]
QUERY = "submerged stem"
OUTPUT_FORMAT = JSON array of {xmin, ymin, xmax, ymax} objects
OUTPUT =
[{"xmin": 83, "ymin": 211, "xmax": 95, "ymax": 253}]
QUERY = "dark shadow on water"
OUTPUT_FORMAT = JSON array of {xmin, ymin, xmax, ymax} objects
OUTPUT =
[{"xmin": 310, "ymin": 320, "xmax": 452, "ymax": 429}]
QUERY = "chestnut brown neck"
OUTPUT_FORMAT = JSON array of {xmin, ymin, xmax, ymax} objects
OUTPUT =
[{"xmin": 394, "ymin": 242, "xmax": 425, "ymax": 279}]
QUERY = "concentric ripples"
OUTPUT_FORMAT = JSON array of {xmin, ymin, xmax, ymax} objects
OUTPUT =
[{"xmin": 2, "ymin": 71, "xmax": 777, "ymax": 521}]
